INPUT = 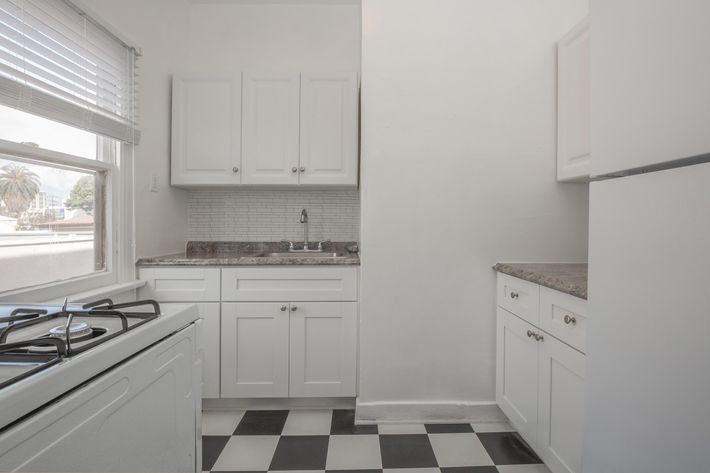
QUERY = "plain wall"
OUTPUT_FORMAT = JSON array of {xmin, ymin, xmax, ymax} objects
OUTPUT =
[
  {"xmin": 83, "ymin": 0, "xmax": 191, "ymax": 259},
  {"xmin": 357, "ymin": 0, "xmax": 590, "ymax": 420}
]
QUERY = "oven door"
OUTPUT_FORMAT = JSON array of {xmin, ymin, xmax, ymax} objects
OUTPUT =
[{"xmin": 0, "ymin": 324, "xmax": 200, "ymax": 473}]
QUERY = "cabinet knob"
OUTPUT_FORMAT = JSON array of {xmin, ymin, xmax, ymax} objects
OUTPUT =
[
  {"xmin": 535, "ymin": 333, "xmax": 544, "ymax": 342},
  {"xmin": 526, "ymin": 330, "xmax": 534, "ymax": 338},
  {"xmin": 280, "ymin": 305, "xmax": 287, "ymax": 312},
  {"xmin": 232, "ymin": 166, "xmax": 239, "ymax": 173},
  {"xmin": 299, "ymin": 166, "xmax": 306, "ymax": 173},
  {"xmin": 290, "ymin": 305, "xmax": 298, "ymax": 312},
  {"xmin": 510, "ymin": 291, "xmax": 519, "ymax": 299},
  {"xmin": 291, "ymin": 166, "xmax": 298, "ymax": 173},
  {"xmin": 563, "ymin": 314, "xmax": 577, "ymax": 325}
]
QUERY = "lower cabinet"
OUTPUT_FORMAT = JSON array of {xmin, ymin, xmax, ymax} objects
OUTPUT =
[
  {"xmin": 221, "ymin": 301, "xmax": 357, "ymax": 398},
  {"xmin": 496, "ymin": 307, "xmax": 585, "ymax": 473}
]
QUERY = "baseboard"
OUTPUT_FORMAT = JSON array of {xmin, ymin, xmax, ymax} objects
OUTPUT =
[
  {"xmin": 203, "ymin": 397, "xmax": 356, "ymax": 410},
  {"xmin": 354, "ymin": 400, "xmax": 507, "ymax": 424}
]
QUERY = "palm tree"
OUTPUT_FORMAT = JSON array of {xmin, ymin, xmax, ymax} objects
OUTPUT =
[{"xmin": 0, "ymin": 163, "xmax": 40, "ymax": 217}]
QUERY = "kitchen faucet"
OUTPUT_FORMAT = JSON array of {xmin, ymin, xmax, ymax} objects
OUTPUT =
[
  {"xmin": 300, "ymin": 208, "xmax": 309, "ymax": 250},
  {"xmin": 282, "ymin": 209, "xmax": 329, "ymax": 252}
]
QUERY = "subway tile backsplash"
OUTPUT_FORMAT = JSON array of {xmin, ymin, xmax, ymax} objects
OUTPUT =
[{"xmin": 187, "ymin": 189, "xmax": 360, "ymax": 242}]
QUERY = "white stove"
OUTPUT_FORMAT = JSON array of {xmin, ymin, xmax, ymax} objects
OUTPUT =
[{"xmin": 0, "ymin": 299, "xmax": 202, "ymax": 472}]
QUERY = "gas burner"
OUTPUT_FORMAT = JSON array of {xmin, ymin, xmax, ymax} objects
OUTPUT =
[{"xmin": 49, "ymin": 322, "xmax": 94, "ymax": 342}]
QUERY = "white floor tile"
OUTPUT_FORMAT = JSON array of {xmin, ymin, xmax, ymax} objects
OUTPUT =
[
  {"xmin": 211, "ymin": 435, "xmax": 279, "ymax": 471},
  {"xmin": 428, "ymin": 433, "xmax": 494, "ymax": 467},
  {"xmin": 383, "ymin": 469, "xmax": 439, "ymax": 473},
  {"xmin": 281, "ymin": 409, "xmax": 333, "ymax": 435},
  {"xmin": 377, "ymin": 423, "xmax": 427, "ymax": 434},
  {"xmin": 496, "ymin": 465, "xmax": 553, "ymax": 473},
  {"xmin": 326, "ymin": 434, "xmax": 382, "ymax": 470},
  {"xmin": 471, "ymin": 421, "xmax": 516, "ymax": 433},
  {"xmin": 202, "ymin": 409, "xmax": 245, "ymax": 435}
]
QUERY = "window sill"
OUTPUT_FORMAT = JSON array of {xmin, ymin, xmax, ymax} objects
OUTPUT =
[{"xmin": 47, "ymin": 280, "xmax": 147, "ymax": 304}]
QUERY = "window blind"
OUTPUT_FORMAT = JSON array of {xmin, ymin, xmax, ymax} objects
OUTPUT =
[{"xmin": 0, "ymin": 0, "xmax": 140, "ymax": 144}]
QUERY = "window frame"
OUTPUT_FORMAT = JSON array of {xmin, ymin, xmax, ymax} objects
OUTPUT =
[{"xmin": 0, "ymin": 137, "xmax": 134, "ymax": 302}]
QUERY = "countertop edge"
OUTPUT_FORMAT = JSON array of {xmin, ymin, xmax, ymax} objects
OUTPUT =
[{"xmin": 493, "ymin": 262, "xmax": 588, "ymax": 300}]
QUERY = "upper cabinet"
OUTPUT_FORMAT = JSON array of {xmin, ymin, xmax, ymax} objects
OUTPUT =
[
  {"xmin": 556, "ymin": 17, "xmax": 590, "ymax": 182},
  {"xmin": 241, "ymin": 73, "xmax": 301, "ymax": 185},
  {"xmin": 299, "ymin": 73, "xmax": 359, "ymax": 186},
  {"xmin": 171, "ymin": 77, "xmax": 242, "ymax": 186},
  {"xmin": 171, "ymin": 72, "xmax": 360, "ymax": 187},
  {"xmin": 591, "ymin": 0, "xmax": 710, "ymax": 176}
]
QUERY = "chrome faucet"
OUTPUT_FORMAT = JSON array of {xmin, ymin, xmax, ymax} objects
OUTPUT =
[{"xmin": 300, "ymin": 208, "xmax": 309, "ymax": 250}]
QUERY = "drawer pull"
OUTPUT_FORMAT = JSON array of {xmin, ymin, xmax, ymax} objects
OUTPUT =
[
  {"xmin": 280, "ymin": 305, "xmax": 288, "ymax": 312},
  {"xmin": 510, "ymin": 291, "xmax": 519, "ymax": 299},
  {"xmin": 564, "ymin": 314, "xmax": 577, "ymax": 325}
]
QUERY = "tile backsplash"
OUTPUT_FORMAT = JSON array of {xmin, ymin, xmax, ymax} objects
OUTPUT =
[{"xmin": 187, "ymin": 189, "xmax": 360, "ymax": 242}]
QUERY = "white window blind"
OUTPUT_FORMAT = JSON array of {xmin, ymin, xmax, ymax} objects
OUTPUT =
[{"xmin": 0, "ymin": 0, "xmax": 140, "ymax": 144}]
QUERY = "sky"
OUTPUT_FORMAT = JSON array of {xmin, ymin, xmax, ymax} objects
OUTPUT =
[{"xmin": 0, "ymin": 104, "xmax": 96, "ymax": 205}]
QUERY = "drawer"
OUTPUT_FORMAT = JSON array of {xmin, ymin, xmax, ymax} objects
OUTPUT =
[
  {"xmin": 221, "ymin": 267, "xmax": 357, "ymax": 302},
  {"xmin": 138, "ymin": 267, "xmax": 221, "ymax": 301},
  {"xmin": 539, "ymin": 286, "xmax": 588, "ymax": 353},
  {"xmin": 497, "ymin": 273, "xmax": 540, "ymax": 325}
]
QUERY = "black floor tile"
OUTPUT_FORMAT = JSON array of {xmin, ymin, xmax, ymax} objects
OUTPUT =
[
  {"xmin": 269, "ymin": 435, "xmax": 330, "ymax": 470},
  {"xmin": 425, "ymin": 423, "xmax": 475, "ymax": 434},
  {"xmin": 440, "ymin": 467, "xmax": 498, "ymax": 473},
  {"xmin": 234, "ymin": 410, "xmax": 289, "ymax": 435},
  {"xmin": 379, "ymin": 434, "xmax": 438, "ymax": 469},
  {"xmin": 202, "ymin": 435, "xmax": 230, "ymax": 471},
  {"xmin": 477, "ymin": 432, "xmax": 542, "ymax": 465},
  {"xmin": 330, "ymin": 409, "xmax": 378, "ymax": 435}
]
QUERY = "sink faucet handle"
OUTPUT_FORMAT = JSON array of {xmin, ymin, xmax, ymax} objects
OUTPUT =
[
  {"xmin": 280, "ymin": 240, "xmax": 295, "ymax": 251},
  {"xmin": 317, "ymin": 240, "xmax": 331, "ymax": 251}
]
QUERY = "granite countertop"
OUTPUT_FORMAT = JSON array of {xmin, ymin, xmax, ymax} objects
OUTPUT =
[
  {"xmin": 136, "ymin": 241, "xmax": 360, "ymax": 266},
  {"xmin": 493, "ymin": 262, "xmax": 588, "ymax": 299}
]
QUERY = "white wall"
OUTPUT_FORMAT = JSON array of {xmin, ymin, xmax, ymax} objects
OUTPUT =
[
  {"xmin": 81, "ymin": 0, "xmax": 192, "ymax": 259},
  {"xmin": 357, "ymin": 0, "xmax": 589, "ymax": 421}
]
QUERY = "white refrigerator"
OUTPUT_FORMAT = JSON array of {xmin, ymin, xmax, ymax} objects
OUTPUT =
[{"xmin": 583, "ymin": 1, "xmax": 710, "ymax": 472}]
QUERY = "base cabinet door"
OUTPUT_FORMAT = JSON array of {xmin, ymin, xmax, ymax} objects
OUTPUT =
[
  {"xmin": 496, "ymin": 307, "xmax": 540, "ymax": 446},
  {"xmin": 537, "ymin": 333, "xmax": 586, "ymax": 473},
  {"xmin": 220, "ymin": 303, "xmax": 289, "ymax": 398},
  {"xmin": 197, "ymin": 303, "xmax": 221, "ymax": 398},
  {"xmin": 289, "ymin": 302, "xmax": 357, "ymax": 397}
]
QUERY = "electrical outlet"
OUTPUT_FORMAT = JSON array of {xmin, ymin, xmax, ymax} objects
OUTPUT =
[{"xmin": 150, "ymin": 174, "xmax": 159, "ymax": 193}]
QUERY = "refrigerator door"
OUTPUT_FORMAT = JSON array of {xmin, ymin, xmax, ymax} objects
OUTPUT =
[
  {"xmin": 591, "ymin": 0, "xmax": 710, "ymax": 176},
  {"xmin": 584, "ymin": 161, "xmax": 710, "ymax": 473}
]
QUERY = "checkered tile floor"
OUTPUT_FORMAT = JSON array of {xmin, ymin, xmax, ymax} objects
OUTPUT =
[{"xmin": 202, "ymin": 409, "xmax": 550, "ymax": 473}]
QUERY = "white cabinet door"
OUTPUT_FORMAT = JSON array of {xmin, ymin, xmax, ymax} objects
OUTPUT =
[
  {"xmin": 171, "ymin": 77, "xmax": 241, "ymax": 186},
  {"xmin": 289, "ymin": 302, "xmax": 357, "ymax": 397},
  {"xmin": 591, "ymin": 0, "xmax": 710, "ymax": 175},
  {"xmin": 220, "ymin": 302, "xmax": 289, "ymax": 398},
  {"xmin": 557, "ymin": 18, "xmax": 590, "ymax": 182},
  {"xmin": 196, "ymin": 303, "xmax": 220, "ymax": 399},
  {"xmin": 496, "ymin": 307, "xmax": 539, "ymax": 447},
  {"xmin": 537, "ymin": 332, "xmax": 585, "ymax": 473},
  {"xmin": 241, "ymin": 73, "xmax": 300, "ymax": 185},
  {"xmin": 299, "ymin": 73, "xmax": 359, "ymax": 186}
]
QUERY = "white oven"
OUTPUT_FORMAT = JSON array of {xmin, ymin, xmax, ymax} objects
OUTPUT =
[{"xmin": 0, "ymin": 302, "xmax": 202, "ymax": 472}]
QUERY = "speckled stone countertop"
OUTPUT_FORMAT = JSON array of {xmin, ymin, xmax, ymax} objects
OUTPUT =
[
  {"xmin": 494, "ymin": 262, "xmax": 588, "ymax": 299},
  {"xmin": 136, "ymin": 241, "xmax": 360, "ymax": 266}
]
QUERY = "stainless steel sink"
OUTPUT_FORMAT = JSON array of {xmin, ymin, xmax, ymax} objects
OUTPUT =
[{"xmin": 259, "ymin": 252, "xmax": 343, "ymax": 258}]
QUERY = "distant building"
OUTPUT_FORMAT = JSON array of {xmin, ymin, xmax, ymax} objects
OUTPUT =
[{"xmin": 28, "ymin": 192, "xmax": 60, "ymax": 211}]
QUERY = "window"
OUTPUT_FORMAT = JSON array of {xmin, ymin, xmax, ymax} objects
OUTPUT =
[{"xmin": 0, "ymin": 0, "xmax": 139, "ymax": 298}]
